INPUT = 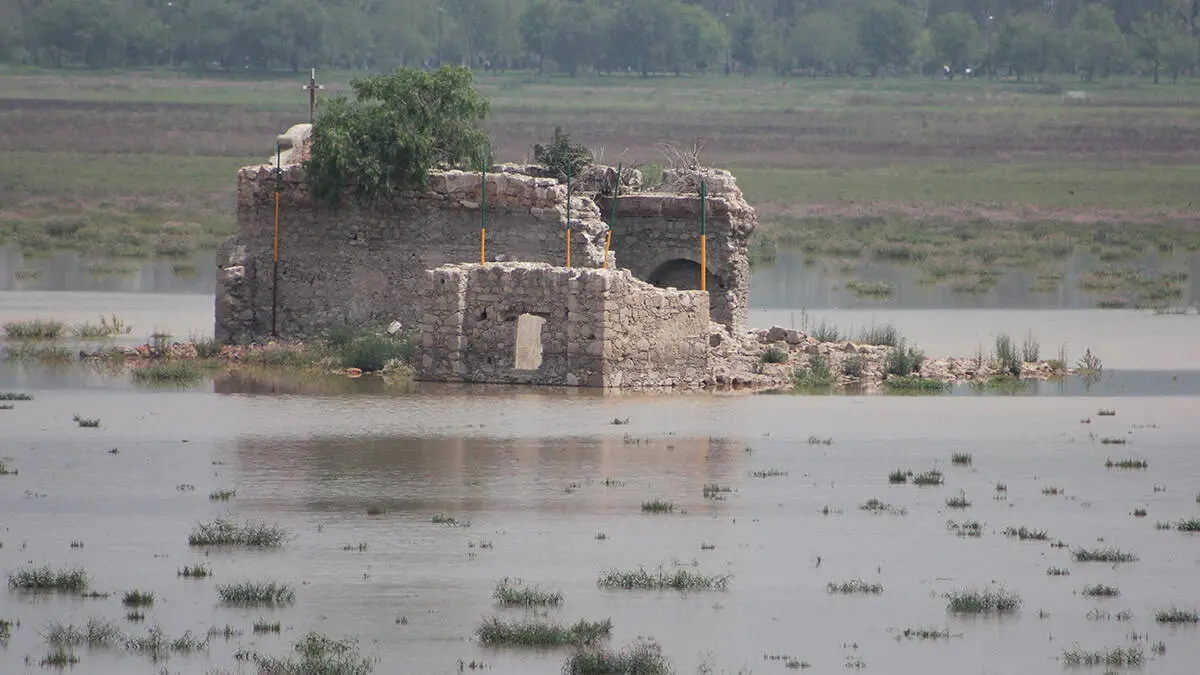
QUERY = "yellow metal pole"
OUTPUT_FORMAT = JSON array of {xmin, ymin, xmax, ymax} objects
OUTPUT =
[
  {"xmin": 480, "ymin": 228, "xmax": 486, "ymax": 265},
  {"xmin": 700, "ymin": 181, "xmax": 707, "ymax": 291},
  {"xmin": 566, "ymin": 229, "xmax": 571, "ymax": 267},
  {"xmin": 480, "ymin": 160, "xmax": 487, "ymax": 265}
]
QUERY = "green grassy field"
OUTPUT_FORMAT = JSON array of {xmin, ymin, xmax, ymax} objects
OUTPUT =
[{"xmin": 2, "ymin": 69, "xmax": 1199, "ymax": 275}]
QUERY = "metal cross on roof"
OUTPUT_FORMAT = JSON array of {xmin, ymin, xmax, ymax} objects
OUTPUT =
[{"xmin": 302, "ymin": 68, "xmax": 324, "ymax": 123}]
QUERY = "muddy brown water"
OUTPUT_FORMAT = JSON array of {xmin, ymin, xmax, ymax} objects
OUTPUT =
[{"xmin": 2, "ymin": 252, "xmax": 1200, "ymax": 674}]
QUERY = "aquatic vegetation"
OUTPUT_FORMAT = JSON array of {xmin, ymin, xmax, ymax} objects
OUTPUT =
[
  {"xmin": 1042, "ymin": 486, "xmax": 1063, "ymax": 496},
  {"xmin": 857, "ymin": 323, "xmax": 901, "ymax": 347},
  {"xmin": 430, "ymin": 513, "xmax": 470, "ymax": 527},
  {"xmin": 125, "ymin": 626, "xmax": 208, "ymax": 660},
  {"xmin": 912, "ymin": 470, "xmax": 944, "ymax": 486},
  {"xmin": 945, "ymin": 491, "xmax": 971, "ymax": 509},
  {"xmin": 860, "ymin": 499, "xmax": 906, "ymax": 515},
  {"xmin": 130, "ymin": 361, "xmax": 205, "ymax": 384},
  {"xmin": 0, "ymin": 618, "xmax": 15, "ymax": 642},
  {"xmin": 7, "ymin": 566, "xmax": 88, "ymax": 592},
  {"xmin": 751, "ymin": 469, "xmax": 787, "ymax": 478},
  {"xmin": 946, "ymin": 520, "xmax": 983, "ymax": 537},
  {"xmin": 1046, "ymin": 567, "xmax": 1071, "ymax": 576},
  {"xmin": 792, "ymin": 353, "xmax": 833, "ymax": 388},
  {"xmin": 39, "ymin": 646, "xmax": 79, "ymax": 668},
  {"xmin": 807, "ymin": 435, "xmax": 833, "ymax": 445},
  {"xmin": 1002, "ymin": 526, "xmax": 1049, "ymax": 541},
  {"xmin": 562, "ymin": 638, "xmax": 672, "ymax": 675},
  {"xmin": 1020, "ymin": 331, "xmax": 1040, "ymax": 363},
  {"xmin": 846, "ymin": 279, "xmax": 894, "ymax": 298},
  {"xmin": 641, "ymin": 499, "xmax": 675, "ymax": 513},
  {"xmin": 945, "ymin": 588, "xmax": 1022, "ymax": 614},
  {"xmin": 1081, "ymin": 584, "xmax": 1120, "ymax": 598},
  {"xmin": 1154, "ymin": 607, "xmax": 1199, "ymax": 623},
  {"xmin": 993, "ymin": 334, "xmax": 1021, "ymax": 376},
  {"xmin": 193, "ymin": 337, "xmax": 224, "ymax": 358},
  {"xmin": 888, "ymin": 469, "xmax": 910, "ymax": 484},
  {"xmin": 476, "ymin": 617, "xmax": 611, "ymax": 647},
  {"xmin": 826, "ymin": 579, "xmax": 883, "ymax": 595},
  {"xmin": 338, "ymin": 332, "xmax": 414, "ymax": 372},
  {"xmin": 0, "ymin": 459, "xmax": 16, "ymax": 476},
  {"xmin": 43, "ymin": 618, "xmax": 124, "ymax": 648},
  {"xmin": 72, "ymin": 414, "xmax": 100, "ymax": 428},
  {"xmin": 71, "ymin": 315, "xmax": 132, "ymax": 339},
  {"xmin": 493, "ymin": 579, "xmax": 563, "ymax": 607},
  {"xmin": 895, "ymin": 627, "xmax": 952, "ymax": 640},
  {"xmin": 208, "ymin": 489, "xmax": 236, "ymax": 501},
  {"xmin": 995, "ymin": 483, "xmax": 1008, "ymax": 492},
  {"xmin": 125, "ymin": 611, "xmax": 144, "ymax": 622},
  {"xmin": 254, "ymin": 631, "xmax": 374, "ymax": 674},
  {"xmin": 207, "ymin": 624, "xmax": 242, "ymax": 640},
  {"xmin": 702, "ymin": 483, "xmax": 732, "ymax": 499},
  {"xmin": 1073, "ymin": 548, "xmax": 1138, "ymax": 563},
  {"xmin": 700, "ymin": 542, "xmax": 716, "ymax": 551},
  {"xmin": 253, "ymin": 619, "xmax": 282, "ymax": 634},
  {"xmin": 1155, "ymin": 521, "xmax": 1173, "ymax": 530},
  {"xmin": 2, "ymin": 343, "xmax": 74, "ymax": 363},
  {"xmin": 0, "ymin": 392, "xmax": 34, "ymax": 401},
  {"xmin": 950, "ymin": 452, "xmax": 972, "ymax": 466},
  {"xmin": 188, "ymin": 518, "xmax": 287, "ymax": 547},
  {"xmin": 1132, "ymin": 508, "xmax": 1147, "ymax": 517},
  {"xmin": 1104, "ymin": 457, "xmax": 1147, "ymax": 469},
  {"xmin": 365, "ymin": 505, "xmax": 386, "ymax": 516},
  {"xmin": 884, "ymin": 339, "xmax": 925, "ymax": 377},
  {"xmin": 1076, "ymin": 348, "xmax": 1103, "ymax": 373},
  {"xmin": 1176, "ymin": 518, "xmax": 1200, "ymax": 532},
  {"xmin": 2, "ymin": 319, "xmax": 65, "ymax": 340},
  {"xmin": 122, "ymin": 590, "xmax": 155, "ymax": 607},
  {"xmin": 216, "ymin": 581, "xmax": 295, "ymax": 606},
  {"xmin": 810, "ymin": 321, "xmax": 842, "ymax": 343},
  {"xmin": 1060, "ymin": 646, "xmax": 1143, "ymax": 667},
  {"xmin": 177, "ymin": 564, "xmax": 210, "ymax": 578},
  {"xmin": 1097, "ymin": 409, "xmax": 1116, "ymax": 416},
  {"xmin": 597, "ymin": 567, "xmax": 730, "ymax": 591}
]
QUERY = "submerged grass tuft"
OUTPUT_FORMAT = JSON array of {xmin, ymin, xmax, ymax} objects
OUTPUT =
[
  {"xmin": 912, "ymin": 470, "xmax": 944, "ymax": 486},
  {"xmin": 8, "ymin": 566, "xmax": 88, "ymax": 592},
  {"xmin": 216, "ymin": 581, "xmax": 295, "ymax": 606},
  {"xmin": 188, "ymin": 518, "xmax": 287, "ymax": 547},
  {"xmin": 1081, "ymin": 584, "xmax": 1120, "ymax": 598},
  {"xmin": 208, "ymin": 489, "xmax": 236, "ymax": 501},
  {"xmin": 121, "ymin": 590, "xmax": 155, "ymax": 607},
  {"xmin": 1002, "ymin": 526, "xmax": 1049, "ymax": 541},
  {"xmin": 1074, "ymin": 548, "xmax": 1138, "ymax": 563},
  {"xmin": 72, "ymin": 414, "xmax": 100, "ymax": 428},
  {"xmin": 1176, "ymin": 518, "xmax": 1200, "ymax": 532},
  {"xmin": 1061, "ymin": 646, "xmax": 1143, "ymax": 666},
  {"xmin": 1105, "ymin": 458, "xmax": 1148, "ymax": 469},
  {"xmin": 945, "ymin": 588, "xmax": 1022, "ymax": 614},
  {"xmin": 888, "ymin": 469, "xmax": 910, "ymax": 484},
  {"xmin": 252, "ymin": 631, "xmax": 374, "ymax": 675},
  {"xmin": 945, "ymin": 490, "xmax": 972, "ymax": 509},
  {"xmin": 253, "ymin": 619, "xmax": 282, "ymax": 634},
  {"xmin": 43, "ymin": 618, "xmax": 123, "ymax": 648},
  {"xmin": 950, "ymin": 452, "xmax": 972, "ymax": 466},
  {"xmin": 130, "ymin": 360, "xmax": 205, "ymax": 384},
  {"xmin": 177, "ymin": 564, "xmax": 210, "ymax": 578},
  {"xmin": 493, "ymin": 578, "xmax": 563, "ymax": 607},
  {"xmin": 0, "ymin": 392, "xmax": 34, "ymax": 401},
  {"xmin": 125, "ymin": 626, "xmax": 208, "ymax": 659},
  {"xmin": 640, "ymin": 499, "xmax": 674, "ymax": 513},
  {"xmin": 3, "ymin": 319, "xmax": 65, "ymax": 340},
  {"xmin": 826, "ymin": 579, "xmax": 883, "ymax": 595},
  {"xmin": 562, "ymin": 638, "xmax": 672, "ymax": 675},
  {"xmin": 1154, "ymin": 607, "xmax": 1199, "ymax": 623},
  {"xmin": 597, "ymin": 566, "xmax": 729, "ymax": 592},
  {"xmin": 476, "ymin": 617, "xmax": 612, "ymax": 647}
]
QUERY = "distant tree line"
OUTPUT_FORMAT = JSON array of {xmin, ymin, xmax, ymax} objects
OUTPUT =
[{"xmin": 2, "ymin": 0, "xmax": 1200, "ymax": 82}]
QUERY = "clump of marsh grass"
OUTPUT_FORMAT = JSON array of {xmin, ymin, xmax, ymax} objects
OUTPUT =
[
  {"xmin": 641, "ymin": 499, "xmax": 674, "ymax": 513},
  {"xmin": 71, "ymin": 315, "xmax": 132, "ymax": 339},
  {"xmin": 0, "ymin": 618, "xmax": 15, "ymax": 642},
  {"xmin": 7, "ymin": 566, "xmax": 88, "ymax": 592},
  {"xmin": 807, "ymin": 435, "xmax": 833, "ymax": 445},
  {"xmin": 1105, "ymin": 458, "xmax": 1148, "ymax": 469},
  {"xmin": 430, "ymin": 513, "xmax": 470, "ymax": 527},
  {"xmin": 476, "ymin": 617, "xmax": 612, "ymax": 647},
  {"xmin": 1076, "ymin": 348, "xmax": 1103, "ymax": 373},
  {"xmin": 884, "ymin": 339, "xmax": 925, "ymax": 377},
  {"xmin": 945, "ymin": 490, "xmax": 971, "ymax": 509},
  {"xmin": 39, "ymin": 646, "xmax": 79, "ymax": 668},
  {"xmin": 130, "ymin": 361, "xmax": 204, "ymax": 385},
  {"xmin": 895, "ymin": 627, "xmax": 952, "ymax": 640},
  {"xmin": 208, "ymin": 489, "xmax": 236, "ymax": 501},
  {"xmin": 912, "ymin": 470, "xmax": 944, "ymax": 486},
  {"xmin": 1099, "ymin": 436, "xmax": 1128, "ymax": 445},
  {"xmin": 216, "ymin": 581, "xmax": 295, "ymax": 606},
  {"xmin": 72, "ymin": 414, "xmax": 100, "ymax": 428},
  {"xmin": 1154, "ymin": 607, "xmax": 1199, "ymax": 623},
  {"xmin": 177, "ymin": 564, "xmax": 210, "ymax": 578},
  {"xmin": 43, "ymin": 618, "xmax": 124, "ymax": 648},
  {"xmin": 1021, "ymin": 331, "xmax": 1040, "ymax": 363},
  {"xmin": 3, "ymin": 319, "xmax": 65, "ymax": 340},
  {"xmin": 1074, "ymin": 548, "xmax": 1138, "ymax": 563},
  {"xmin": 125, "ymin": 611, "xmax": 145, "ymax": 622},
  {"xmin": 945, "ymin": 588, "xmax": 1022, "ymax": 614},
  {"xmin": 810, "ymin": 320, "xmax": 842, "ymax": 343},
  {"xmin": 702, "ymin": 483, "xmax": 732, "ymax": 499},
  {"xmin": 883, "ymin": 376, "xmax": 950, "ymax": 393},
  {"xmin": 1132, "ymin": 508, "xmax": 1147, "ymax": 518},
  {"xmin": 563, "ymin": 638, "xmax": 672, "ymax": 675},
  {"xmin": 993, "ymin": 334, "xmax": 1021, "ymax": 376},
  {"xmin": 1042, "ymin": 486, "xmax": 1063, "ymax": 496},
  {"xmin": 995, "ymin": 483, "xmax": 1008, "ymax": 492},
  {"xmin": 792, "ymin": 353, "xmax": 833, "ymax": 388},
  {"xmin": 751, "ymin": 469, "xmax": 787, "ymax": 478},
  {"xmin": 1097, "ymin": 409, "xmax": 1116, "ymax": 416},
  {"xmin": 760, "ymin": 347, "xmax": 789, "ymax": 364},
  {"xmin": 597, "ymin": 566, "xmax": 730, "ymax": 592},
  {"xmin": 1046, "ymin": 567, "xmax": 1071, "ymax": 576},
  {"xmin": 857, "ymin": 323, "xmax": 901, "ymax": 347},
  {"xmin": 125, "ymin": 626, "xmax": 208, "ymax": 660},
  {"xmin": 888, "ymin": 469, "xmax": 911, "ymax": 484},
  {"xmin": 253, "ymin": 619, "xmax": 282, "ymax": 634},
  {"xmin": 946, "ymin": 520, "xmax": 983, "ymax": 537},
  {"xmin": 0, "ymin": 459, "xmax": 16, "ymax": 476},
  {"xmin": 253, "ymin": 631, "xmax": 374, "ymax": 675},
  {"xmin": 188, "ymin": 518, "xmax": 287, "ymax": 547},
  {"xmin": 1155, "ymin": 521, "xmax": 1173, "ymax": 530},
  {"xmin": 1061, "ymin": 646, "xmax": 1143, "ymax": 667},
  {"xmin": 493, "ymin": 579, "xmax": 563, "ymax": 607},
  {"xmin": 1176, "ymin": 518, "xmax": 1200, "ymax": 532},
  {"xmin": 1081, "ymin": 584, "xmax": 1120, "ymax": 598},
  {"xmin": 950, "ymin": 452, "xmax": 972, "ymax": 466},
  {"xmin": 122, "ymin": 590, "xmax": 155, "ymax": 607},
  {"xmin": 0, "ymin": 392, "xmax": 33, "ymax": 401},
  {"xmin": 860, "ymin": 498, "xmax": 906, "ymax": 515},
  {"xmin": 826, "ymin": 579, "xmax": 883, "ymax": 595},
  {"xmin": 207, "ymin": 624, "xmax": 242, "ymax": 640},
  {"xmin": 1002, "ymin": 526, "xmax": 1049, "ymax": 541}
]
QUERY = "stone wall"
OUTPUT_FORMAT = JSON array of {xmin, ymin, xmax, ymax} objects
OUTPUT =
[
  {"xmin": 417, "ymin": 263, "xmax": 710, "ymax": 388},
  {"xmin": 604, "ymin": 168, "xmax": 755, "ymax": 331},
  {"xmin": 216, "ymin": 165, "xmax": 608, "ymax": 343}
]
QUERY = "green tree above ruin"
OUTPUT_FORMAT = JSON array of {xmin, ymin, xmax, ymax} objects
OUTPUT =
[
  {"xmin": 305, "ymin": 66, "xmax": 492, "ymax": 206},
  {"xmin": 532, "ymin": 127, "xmax": 592, "ymax": 181}
]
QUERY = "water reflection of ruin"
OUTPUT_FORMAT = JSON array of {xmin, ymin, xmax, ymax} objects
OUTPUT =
[{"xmin": 232, "ymin": 433, "xmax": 745, "ymax": 515}]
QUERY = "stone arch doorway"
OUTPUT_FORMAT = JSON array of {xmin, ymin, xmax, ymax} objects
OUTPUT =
[{"xmin": 646, "ymin": 258, "xmax": 724, "ymax": 292}]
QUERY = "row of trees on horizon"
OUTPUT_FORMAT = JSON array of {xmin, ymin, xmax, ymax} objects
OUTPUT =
[{"xmin": 2, "ymin": 0, "xmax": 1200, "ymax": 83}]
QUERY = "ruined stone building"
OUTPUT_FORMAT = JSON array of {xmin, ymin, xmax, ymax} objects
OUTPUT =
[{"xmin": 215, "ymin": 124, "xmax": 757, "ymax": 387}]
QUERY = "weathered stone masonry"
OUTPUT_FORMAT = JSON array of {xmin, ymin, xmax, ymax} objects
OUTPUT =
[{"xmin": 417, "ymin": 263, "xmax": 710, "ymax": 388}]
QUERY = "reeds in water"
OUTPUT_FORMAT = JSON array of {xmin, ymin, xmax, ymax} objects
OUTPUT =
[
  {"xmin": 492, "ymin": 578, "xmax": 563, "ymax": 607},
  {"xmin": 476, "ymin": 617, "xmax": 612, "ymax": 647},
  {"xmin": 945, "ymin": 588, "xmax": 1022, "ymax": 614},
  {"xmin": 216, "ymin": 581, "xmax": 295, "ymax": 606},
  {"xmin": 597, "ymin": 567, "xmax": 730, "ymax": 592},
  {"xmin": 7, "ymin": 566, "xmax": 88, "ymax": 592},
  {"xmin": 187, "ymin": 519, "xmax": 287, "ymax": 547}
]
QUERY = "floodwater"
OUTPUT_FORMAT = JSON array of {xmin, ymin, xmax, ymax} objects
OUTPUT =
[{"xmin": 2, "ymin": 248, "xmax": 1200, "ymax": 674}]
